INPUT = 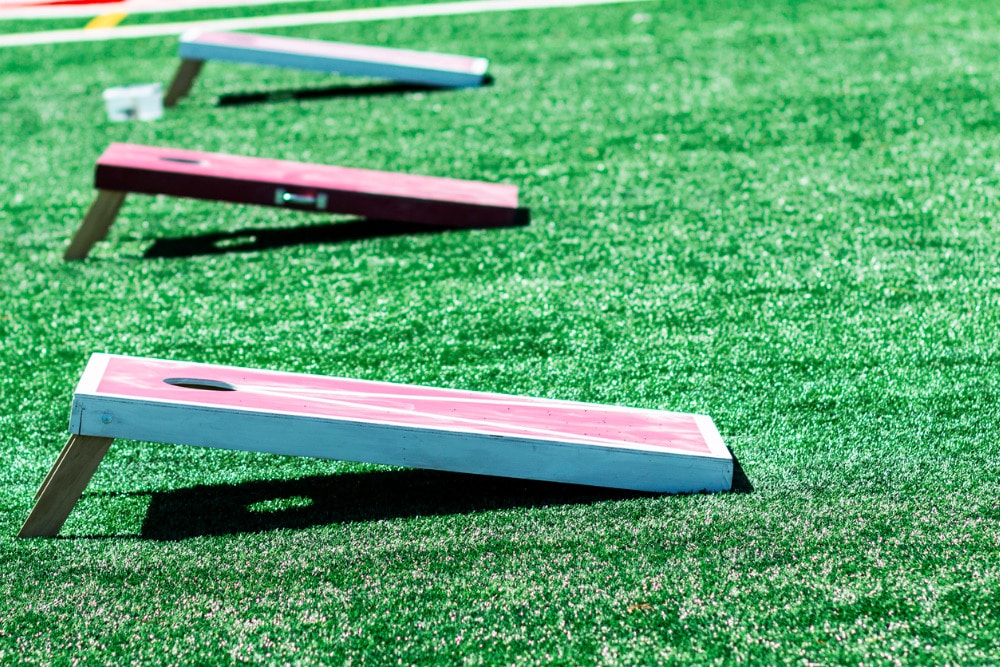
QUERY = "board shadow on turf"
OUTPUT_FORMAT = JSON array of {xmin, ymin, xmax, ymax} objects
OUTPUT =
[
  {"xmin": 142, "ymin": 218, "xmax": 459, "ymax": 258},
  {"xmin": 137, "ymin": 456, "xmax": 750, "ymax": 540},
  {"xmin": 51, "ymin": 453, "xmax": 749, "ymax": 540},
  {"xmin": 123, "ymin": 453, "xmax": 747, "ymax": 540},
  {"xmin": 729, "ymin": 452, "xmax": 752, "ymax": 494},
  {"xmin": 134, "ymin": 469, "xmax": 653, "ymax": 540},
  {"xmin": 216, "ymin": 76, "xmax": 494, "ymax": 107}
]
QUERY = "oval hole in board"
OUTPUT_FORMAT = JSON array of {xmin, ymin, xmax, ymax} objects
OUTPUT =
[
  {"xmin": 160, "ymin": 157, "xmax": 205, "ymax": 165},
  {"xmin": 164, "ymin": 377, "xmax": 237, "ymax": 391}
]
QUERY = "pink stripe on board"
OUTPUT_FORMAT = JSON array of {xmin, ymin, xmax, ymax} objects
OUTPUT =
[
  {"xmin": 92, "ymin": 356, "xmax": 713, "ymax": 454},
  {"xmin": 188, "ymin": 31, "xmax": 486, "ymax": 74}
]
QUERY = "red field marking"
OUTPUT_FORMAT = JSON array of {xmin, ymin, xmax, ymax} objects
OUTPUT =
[
  {"xmin": 0, "ymin": 0, "xmax": 259, "ymax": 8},
  {"xmin": 1, "ymin": 0, "xmax": 114, "ymax": 7},
  {"xmin": 0, "ymin": 0, "xmax": 307, "ymax": 17},
  {"xmin": 0, "ymin": 0, "xmax": 649, "ymax": 45},
  {"xmin": 3, "ymin": 0, "xmax": 122, "ymax": 7}
]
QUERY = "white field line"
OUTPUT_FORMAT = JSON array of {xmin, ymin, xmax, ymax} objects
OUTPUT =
[
  {"xmin": 0, "ymin": 0, "xmax": 650, "ymax": 48},
  {"xmin": 1, "ymin": 0, "xmax": 315, "ymax": 20}
]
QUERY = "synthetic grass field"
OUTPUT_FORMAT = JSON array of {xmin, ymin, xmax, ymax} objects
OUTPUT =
[{"xmin": 2, "ymin": 0, "xmax": 999, "ymax": 663}]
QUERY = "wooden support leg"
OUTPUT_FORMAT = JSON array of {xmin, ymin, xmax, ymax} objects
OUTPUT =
[
  {"xmin": 164, "ymin": 59, "xmax": 205, "ymax": 107},
  {"xmin": 63, "ymin": 189, "xmax": 127, "ymax": 261},
  {"xmin": 18, "ymin": 435, "xmax": 114, "ymax": 538},
  {"xmin": 35, "ymin": 438, "xmax": 73, "ymax": 501}
]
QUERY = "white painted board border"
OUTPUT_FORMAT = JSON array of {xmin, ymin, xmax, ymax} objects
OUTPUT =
[
  {"xmin": 178, "ymin": 32, "xmax": 489, "ymax": 87},
  {"xmin": 75, "ymin": 354, "xmax": 733, "ymax": 461},
  {"xmin": 69, "ymin": 353, "xmax": 734, "ymax": 493},
  {"xmin": 70, "ymin": 394, "xmax": 734, "ymax": 493}
]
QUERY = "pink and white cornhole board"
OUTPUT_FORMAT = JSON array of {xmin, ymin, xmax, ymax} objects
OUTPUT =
[
  {"xmin": 18, "ymin": 354, "xmax": 733, "ymax": 537},
  {"xmin": 64, "ymin": 142, "xmax": 525, "ymax": 260},
  {"xmin": 164, "ymin": 30, "xmax": 490, "ymax": 106}
]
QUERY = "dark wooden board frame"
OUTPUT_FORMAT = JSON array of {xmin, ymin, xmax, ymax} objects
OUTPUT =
[{"xmin": 65, "ymin": 143, "xmax": 526, "ymax": 260}]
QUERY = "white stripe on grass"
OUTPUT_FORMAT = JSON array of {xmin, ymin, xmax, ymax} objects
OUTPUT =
[
  {"xmin": 2, "ymin": 0, "xmax": 320, "ymax": 20},
  {"xmin": 0, "ymin": 0, "xmax": 650, "ymax": 48}
]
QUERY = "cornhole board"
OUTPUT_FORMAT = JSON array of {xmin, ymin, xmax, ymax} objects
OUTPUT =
[
  {"xmin": 164, "ymin": 30, "xmax": 490, "ymax": 106},
  {"xmin": 64, "ymin": 142, "xmax": 525, "ymax": 260},
  {"xmin": 18, "ymin": 353, "xmax": 734, "ymax": 537}
]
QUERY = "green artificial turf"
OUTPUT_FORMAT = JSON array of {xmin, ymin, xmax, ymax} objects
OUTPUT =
[{"xmin": 2, "ymin": 0, "xmax": 999, "ymax": 663}]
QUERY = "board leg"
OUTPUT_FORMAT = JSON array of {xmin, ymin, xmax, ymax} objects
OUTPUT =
[
  {"xmin": 164, "ymin": 59, "xmax": 205, "ymax": 107},
  {"xmin": 34, "ymin": 437, "xmax": 73, "ymax": 501},
  {"xmin": 63, "ymin": 190, "xmax": 127, "ymax": 261},
  {"xmin": 18, "ymin": 435, "xmax": 114, "ymax": 538}
]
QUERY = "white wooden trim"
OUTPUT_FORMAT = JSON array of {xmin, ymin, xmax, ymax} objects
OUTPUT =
[
  {"xmin": 75, "ymin": 354, "xmax": 731, "ymax": 460},
  {"xmin": 179, "ymin": 31, "xmax": 489, "ymax": 88},
  {"xmin": 73, "ymin": 353, "xmax": 112, "ymax": 397},
  {"xmin": 693, "ymin": 414, "xmax": 730, "ymax": 460},
  {"xmin": 71, "ymin": 394, "xmax": 733, "ymax": 493},
  {"xmin": 66, "ymin": 353, "xmax": 734, "ymax": 493}
]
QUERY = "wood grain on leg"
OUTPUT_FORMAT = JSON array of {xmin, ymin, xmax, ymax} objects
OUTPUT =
[
  {"xmin": 63, "ymin": 189, "xmax": 126, "ymax": 260},
  {"xmin": 34, "ymin": 438, "xmax": 72, "ymax": 501},
  {"xmin": 18, "ymin": 435, "xmax": 114, "ymax": 538},
  {"xmin": 163, "ymin": 59, "xmax": 204, "ymax": 107}
]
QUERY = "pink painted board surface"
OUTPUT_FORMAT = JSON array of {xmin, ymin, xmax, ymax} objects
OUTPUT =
[
  {"xmin": 79, "ymin": 354, "xmax": 723, "ymax": 457},
  {"xmin": 96, "ymin": 143, "xmax": 516, "ymax": 206},
  {"xmin": 183, "ymin": 31, "xmax": 488, "ymax": 76},
  {"xmin": 94, "ymin": 143, "xmax": 525, "ymax": 228}
]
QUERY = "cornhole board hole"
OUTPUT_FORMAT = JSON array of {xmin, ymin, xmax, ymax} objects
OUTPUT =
[
  {"xmin": 164, "ymin": 30, "xmax": 490, "ymax": 106},
  {"xmin": 64, "ymin": 142, "xmax": 525, "ymax": 260},
  {"xmin": 18, "ymin": 353, "xmax": 734, "ymax": 537}
]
